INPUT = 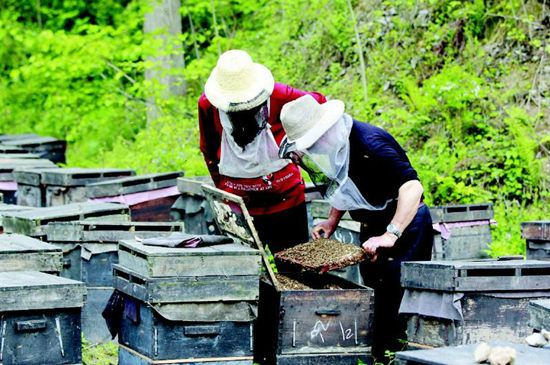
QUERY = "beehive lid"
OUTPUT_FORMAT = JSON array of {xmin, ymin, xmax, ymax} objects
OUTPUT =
[
  {"xmin": 119, "ymin": 239, "xmax": 258, "ymax": 258},
  {"xmin": 0, "ymin": 158, "xmax": 57, "ymax": 179},
  {"xmin": 2, "ymin": 136, "xmax": 65, "ymax": 147},
  {"xmin": 0, "ymin": 153, "xmax": 40, "ymax": 159},
  {"xmin": 0, "ymin": 134, "xmax": 40, "ymax": 142},
  {"xmin": 177, "ymin": 176, "xmax": 214, "ymax": 196},
  {"xmin": 13, "ymin": 167, "xmax": 60, "ymax": 186},
  {"xmin": 0, "ymin": 271, "xmax": 86, "ymax": 311},
  {"xmin": 429, "ymin": 203, "xmax": 493, "ymax": 223},
  {"xmin": 0, "ymin": 234, "xmax": 60, "ymax": 253},
  {"xmin": 46, "ymin": 220, "xmax": 185, "ymax": 242},
  {"xmin": 2, "ymin": 202, "xmax": 130, "ymax": 236},
  {"xmin": 401, "ymin": 259, "xmax": 550, "ymax": 292},
  {"xmin": 41, "ymin": 168, "xmax": 135, "ymax": 186},
  {"xmin": 0, "ymin": 145, "xmax": 27, "ymax": 153},
  {"xmin": 86, "ymin": 171, "xmax": 183, "ymax": 197},
  {"xmin": 522, "ymin": 221, "xmax": 550, "ymax": 241}
]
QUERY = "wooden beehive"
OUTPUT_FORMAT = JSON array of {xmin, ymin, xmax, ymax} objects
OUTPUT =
[
  {"xmin": 529, "ymin": 299, "xmax": 550, "ymax": 332},
  {"xmin": 0, "ymin": 233, "xmax": 62, "ymax": 273},
  {"xmin": 0, "ymin": 271, "xmax": 86, "ymax": 365},
  {"xmin": 2, "ymin": 202, "xmax": 130, "ymax": 237},
  {"xmin": 400, "ymin": 259, "xmax": 550, "ymax": 347},
  {"xmin": 13, "ymin": 167, "xmax": 60, "ymax": 207},
  {"xmin": 202, "ymin": 186, "xmax": 375, "ymax": 365},
  {"xmin": 430, "ymin": 203, "xmax": 493, "ymax": 260},
  {"xmin": 86, "ymin": 172, "xmax": 183, "ymax": 221},
  {"xmin": 1, "ymin": 136, "xmax": 67, "ymax": 164},
  {"xmin": 171, "ymin": 176, "xmax": 218, "ymax": 235},
  {"xmin": 522, "ymin": 221, "xmax": 550, "ymax": 260}
]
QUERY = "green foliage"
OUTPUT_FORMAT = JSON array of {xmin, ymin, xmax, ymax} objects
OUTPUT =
[
  {"xmin": 0, "ymin": 0, "xmax": 548, "ymax": 256},
  {"xmin": 82, "ymin": 337, "xmax": 117, "ymax": 365}
]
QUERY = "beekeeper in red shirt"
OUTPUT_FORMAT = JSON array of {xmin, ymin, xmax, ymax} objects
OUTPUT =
[{"xmin": 198, "ymin": 50, "xmax": 326, "ymax": 253}]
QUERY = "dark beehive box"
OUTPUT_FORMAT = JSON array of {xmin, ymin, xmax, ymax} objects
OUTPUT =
[
  {"xmin": 522, "ymin": 221, "xmax": 550, "ymax": 260},
  {"xmin": 171, "ymin": 176, "xmax": 218, "ymax": 235},
  {"xmin": 400, "ymin": 259, "xmax": 550, "ymax": 347},
  {"xmin": 40, "ymin": 168, "xmax": 135, "ymax": 206},
  {"xmin": 0, "ymin": 271, "xmax": 86, "ymax": 365},
  {"xmin": 2, "ymin": 202, "xmax": 130, "ymax": 237},
  {"xmin": 395, "ymin": 341, "xmax": 549, "ymax": 365},
  {"xmin": 0, "ymin": 159, "xmax": 57, "ymax": 205},
  {"xmin": 86, "ymin": 172, "xmax": 183, "ymax": 221},
  {"xmin": 45, "ymin": 220, "xmax": 185, "ymax": 344},
  {"xmin": 430, "ymin": 203, "xmax": 493, "ymax": 260},
  {"xmin": 1, "ymin": 136, "xmax": 67, "ymax": 164},
  {"xmin": 13, "ymin": 167, "xmax": 60, "ymax": 207},
  {"xmin": 202, "ymin": 186, "xmax": 375, "ymax": 365},
  {"xmin": 0, "ymin": 234, "xmax": 62, "ymax": 273},
  {"xmin": 529, "ymin": 299, "xmax": 550, "ymax": 332},
  {"xmin": 0, "ymin": 203, "xmax": 35, "ymax": 233}
]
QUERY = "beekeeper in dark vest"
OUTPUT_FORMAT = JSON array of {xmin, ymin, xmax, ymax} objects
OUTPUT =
[
  {"xmin": 198, "ymin": 50, "xmax": 326, "ymax": 253},
  {"xmin": 278, "ymin": 94, "xmax": 434, "ymax": 364}
]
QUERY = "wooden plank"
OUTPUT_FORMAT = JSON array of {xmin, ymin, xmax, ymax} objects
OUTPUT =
[
  {"xmin": 529, "ymin": 299, "xmax": 550, "ymax": 331},
  {"xmin": 0, "ymin": 153, "xmax": 40, "ymax": 159},
  {"xmin": 13, "ymin": 167, "xmax": 60, "ymax": 186},
  {"xmin": 41, "ymin": 168, "xmax": 135, "ymax": 186},
  {"xmin": 2, "ymin": 136, "xmax": 63, "ymax": 146},
  {"xmin": 522, "ymin": 221, "xmax": 550, "ymax": 241},
  {"xmin": 276, "ymin": 353, "xmax": 373, "ymax": 365},
  {"xmin": 154, "ymin": 301, "xmax": 258, "ymax": 322},
  {"xmin": 86, "ymin": 171, "xmax": 183, "ymax": 197},
  {"xmin": 113, "ymin": 265, "xmax": 259, "ymax": 303},
  {"xmin": 0, "ymin": 271, "xmax": 86, "ymax": 311},
  {"xmin": 396, "ymin": 342, "xmax": 550, "ymax": 365},
  {"xmin": 46, "ymin": 220, "xmax": 185, "ymax": 242},
  {"xmin": 177, "ymin": 176, "xmax": 213, "ymax": 196},
  {"xmin": 0, "ymin": 159, "xmax": 57, "ymax": 180}
]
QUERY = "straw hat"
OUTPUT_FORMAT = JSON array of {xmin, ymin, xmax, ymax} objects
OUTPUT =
[
  {"xmin": 280, "ymin": 94, "xmax": 345, "ymax": 150},
  {"xmin": 205, "ymin": 50, "xmax": 275, "ymax": 112}
]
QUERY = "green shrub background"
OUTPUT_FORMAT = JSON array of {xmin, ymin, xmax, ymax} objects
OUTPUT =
[{"xmin": 1, "ymin": 0, "xmax": 549, "ymax": 256}]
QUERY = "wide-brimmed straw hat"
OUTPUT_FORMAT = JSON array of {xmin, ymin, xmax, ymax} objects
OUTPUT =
[
  {"xmin": 205, "ymin": 50, "xmax": 275, "ymax": 112},
  {"xmin": 280, "ymin": 94, "xmax": 345, "ymax": 150}
]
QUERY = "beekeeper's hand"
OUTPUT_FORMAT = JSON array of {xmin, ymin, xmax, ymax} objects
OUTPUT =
[
  {"xmin": 362, "ymin": 233, "xmax": 397, "ymax": 259},
  {"xmin": 312, "ymin": 220, "xmax": 337, "ymax": 239}
]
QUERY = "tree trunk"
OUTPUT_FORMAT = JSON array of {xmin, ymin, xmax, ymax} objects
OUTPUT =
[{"xmin": 144, "ymin": 0, "xmax": 186, "ymax": 125}]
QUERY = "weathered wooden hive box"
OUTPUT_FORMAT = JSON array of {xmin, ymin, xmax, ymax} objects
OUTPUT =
[
  {"xmin": 115, "ymin": 225, "xmax": 261, "ymax": 364},
  {"xmin": 40, "ymin": 167, "xmax": 136, "ymax": 206},
  {"xmin": 309, "ymin": 199, "xmax": 363, "ymax": 285},
  {"xmin": 202, "ymin": 186, "xmax": 375, "ymax": 365},
  {"xmin": 13, "ymin": 167, "xmax": 60, "ymax": 207},
  {"xmin": 400, "ymin": 259, "xmax": 550, "ymax": 348},
  {"xmin": 529, "ymin": 299, "xmax": 550, "ymax": 332},
  {"xmin": 0, "ymin": 203, "xmax": 35, "ymax": 233},
  {"xmin": 0, "ymin": 233, "xmax": 62, "ymax": 273},
  {"xmin": 395, "ymin": 341, "xmax": 549, "ymax": 365},
  {"xmin": 86, "ymin": 171, "xmax": 183, "ymax": 221},
  {"xmin": 2, "ymin": 202, "xmax": 130, "ymax": 237},
  {"xmin": 0, "ymin": 158, "xmax": 57, "ymax": 205},
  {"xmin": 1, "ymin": 136, "xmax": 67, "ymax": 164},
  {"xmin": 45, "ymin": 220, "xmax": 185, "ymax": 344},
  {"xmin": 430, "ymin": 203, "xmax": 494, "ymax": 260},
  {"xmin": 522, "ymin": 221, "xmax": 550, "ymax": 260},
  {"xmin": 0, "ymin": 271, "xmax": 86, "ymax": 365},
  {"xmin": 171, "ymin": 176, "xmax": 218, "ymax": 235}
]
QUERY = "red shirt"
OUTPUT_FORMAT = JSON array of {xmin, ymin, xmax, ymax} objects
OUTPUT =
[{"xmin": 198, "ymin": 83, "xmax": 326, "ymax": 215}]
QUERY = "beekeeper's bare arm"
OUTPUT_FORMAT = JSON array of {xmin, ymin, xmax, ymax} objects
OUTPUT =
[{"xmin": 362, "ymin": 180, "xmax": 423, "ymax": 255}]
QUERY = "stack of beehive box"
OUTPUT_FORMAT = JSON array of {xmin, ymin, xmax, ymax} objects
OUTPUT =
[
  {"xmin": 0, "ymin": 158, "xmax": 57, "ymax": 204},
  {"xmin": 86, "ymin": 171, "xmax": 183, "ymax": 221},
  {"xmin": 113, "ymin": 215, "xmax": 262, "ymax": 364},
  {"xmin": 522, "ymin": 221, "xmax": 550, "ymax": 260},
  {"xmin": 44, "ymin": 220, "xmax": 185, "ymax": 344},
  {"xmin": 0, "ymin": 135, "xmax": 67, "ymax": 163},
  {"xmin": 400, "ymin": 259, "xmax": 550, "ymax": 348},
  {"xmin": 201, "ymin": 186, "xmax": 375, "ymax": 365}
]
